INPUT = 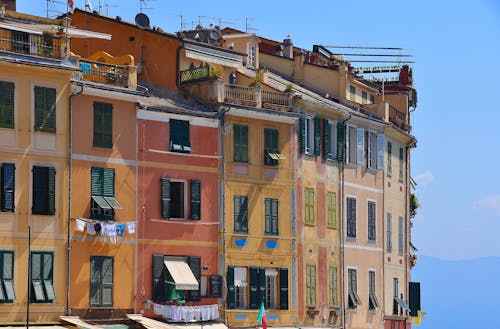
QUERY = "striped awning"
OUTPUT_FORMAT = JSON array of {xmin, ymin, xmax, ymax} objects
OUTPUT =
[{"xmin": 164, "ymin": 260, "xmax": 199, "ymax": 290}]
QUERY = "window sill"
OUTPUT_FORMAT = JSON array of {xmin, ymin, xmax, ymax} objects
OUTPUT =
[
  {"xmin": 367, "ymin": 239, "xmax": 376, "ymax": 244},
  {"xmin": 346, "ymin": 237, "xmax": 357, "ymax": 242},
  {"xmin": 304, "ymin": 222, "xmax": 315, "ymax": 227},
  {"xmin": 93, "ymin": 145, "xmax": 113, "ymax": 149},
  {"xmin": 327, "ymin": 225, "xmax": 337, "ymax": 229}
]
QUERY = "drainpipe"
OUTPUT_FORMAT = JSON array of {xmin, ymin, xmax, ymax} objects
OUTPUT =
[
  {"xmin": 133, "ymin": 106, "xmax": 139, "ymax": 313},
  {"xmin": 339, "ymin": 114, "xmax": 351, "ymax": 329},
  {"xmin": 67, "ymin": 84, "xmax": 83, "ymax": 315}
]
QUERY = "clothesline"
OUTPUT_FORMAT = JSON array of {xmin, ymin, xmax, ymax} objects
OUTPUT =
[
  {"xmin": 72, "ymin": 217, "xmax": 136, "ymax": 243},
  {"xmin": 153, "ymin": 303, "xmax": 219, "ymax": 322}
]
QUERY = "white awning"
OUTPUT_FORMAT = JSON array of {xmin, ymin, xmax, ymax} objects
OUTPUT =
[
  {"xmin": 0, "ymin": 22, "xmax": 43, "ymax": 35},
  {"xmin": 127, "ymin": 314, "xmax": 178, "ymax": 329},
  {"xmin": 234, "ymin": 267, "xmax": 247, "ymax": 287},
  {"xmin": 265, "ymin": 268, "xmax": 278, "ymax": 277},
  {"xmin": 60, "ymin": 316, "xmax": 103, "ymax": 329},
  {"xmin": 164, "ymin": 260, "xmax": 199, "ymax": 290},
  {"xmin": 184, "ymin": 43, "xmax": 241, "ymax": 68},
  {"xmin": 66, "ymin": 27, "xmax": 112, "ymax": 40}
]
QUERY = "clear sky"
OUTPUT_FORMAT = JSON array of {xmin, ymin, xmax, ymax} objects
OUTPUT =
[{"xmin": 18, "ymin": 0, "xmax": 500, "ymax": 261}]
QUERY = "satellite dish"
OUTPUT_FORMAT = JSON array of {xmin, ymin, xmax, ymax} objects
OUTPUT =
[{"xmin": 135, "ymin": 13, "xmax": 150, "ymax": 28}]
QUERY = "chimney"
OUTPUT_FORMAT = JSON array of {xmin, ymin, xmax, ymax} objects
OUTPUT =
[
  {"xmin": 2, "ymin": 0, "xmax": 15, "ymax": 11},
  {"xmin": 282, "ymin": 37, "xmax": 293, "ymax": 59}
]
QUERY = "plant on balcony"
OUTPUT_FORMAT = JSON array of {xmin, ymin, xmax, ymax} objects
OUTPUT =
[
  {"xmin": 285, "ymin": 82, "xmax": 294, "ymax": 90},
  {"xmin": 209, "ymin": 68, "xmax": 222, "ymax": 78},
  {"xmin": 410, "ymin": 193, "xmax": 419, "ymax": 218}
]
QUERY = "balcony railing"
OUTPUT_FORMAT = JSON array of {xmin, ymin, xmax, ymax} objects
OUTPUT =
[
  {"xmin": 0, "ymin": 28, "xmax": 62, "ymax": 59},
  {"xmin": 180, "ymin": 64, "xmax": 210, "ymax": 85},
  {"xmin": 79, "ymin": 59, "xmax": 130, "ymax": 88},
  {"xmin": 261, "ymin": 89, "xmax": 293, "ymax": 110},
  {"xmin": 389, "ymin": 105, "xmax": 410, "ymax": 131},
  {"xmin": 223, "ymin": 84, "xmax": 292, "ymax": 111}
]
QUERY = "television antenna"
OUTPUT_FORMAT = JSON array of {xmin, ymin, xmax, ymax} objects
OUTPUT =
[
  {"xmin": 139, "ymin": 0, "xmax": 155, "ymax": 12},
  {"xmin": 45, "ymin": 0, "xmax": 66, "ymax": 18},
  {"xmin": 198, "ymin": 15, "xmax": 235, "ymax": 28},
  {"xmin": 98, "ymin": 1, "xmax": 118, "ymax": 15},
  {"xmin": 245, "ymin": 17, "xmax": 257, "ymax": 32}
]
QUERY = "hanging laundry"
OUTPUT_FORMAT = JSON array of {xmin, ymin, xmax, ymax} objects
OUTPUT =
[
  {"xmin": 127, "ymin": 222, "xmax": 136, "ymax": 234},
  {"xmin": 87, "ymin": 222, "xmax": 96, "ymax": 235},
  {"xmin": 116, "ymin": 224, "xmax": 125, "ymax": 236},
  {"xmin": 105, "ymin": 223, "xmax": 117, "ymax": 236},
  {"xmin": 75, "ymin": 218, "xmax": 86, "ymax": 232},
  {"xmin": 94, "ymin": 222, "xmax": 102, "ymax": 236}
]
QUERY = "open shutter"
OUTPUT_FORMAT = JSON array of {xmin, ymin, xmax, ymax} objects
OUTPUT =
[
  {"xmin": 259, "ymin": 267, "xmax": 266, "ymax": 306},
  {"xmin": 279, "ymin": 268, "xmax": 288, "ymax": 310},
  {"xmin": 336, "ymin": 122, "xmax": 345, "ymax": 162},
  {"xmin": 409, "ymin": 282, "xmax": 420, "ymax": 317},
  {"xmin": 299, "ymin": 116, "xmax": 306, "ymax": 154},
  {"xmin": 152, "ymin": 254, "xmax": 165, "ymax": 302},
  {"xmin": 190, "ymin": 180, "xmax": 201, "ymax": 220},
  {"xmin": 46, "ymin": 88, "xmax": 56, "ymax": 132},
  {"xmin": 314, "ymin": 116, "xmax": 321, "ymax": 156},
  {"xmin": 271, "ymin": 198, "xmax": 278, "ymax": 235},
  {"xmin": 356, "ymin": 128, "xmax": 364, "ymax": 166},
  {"xmin": 91, "ymin": 167, "xmax": 102, "ymax": 195},
  {"xmin": 90, "ymin": 257, "xmax": 102, "ymax": 306},
  {"xmin": 249, "ymin": 267, "xmax": 259, "ymax": 309},
  {"xmin": 101, "ymin": 257, "xmax": 113, "ymax": 306},
  {"xmin": 187, "ymin": 256, "xmax": 201, "ymax": 301},
  {"xmin": 1, "ymin": 163, "xmax": 15, "ymax": 211},
  {"xmin": 0, "ymin": 81, "xmax": 14, "ymax": 128},
  {"xmin": 227, "ymin": 266, "xmax": 235, "ymax": 309},
  {"xmin": 3, "ymin": 252, "xmax": 15, "ymax": 301},
  {"xmin": 31, "ymin": 253, "xmax": 45, "ymax": 301},
  {"xmin": 160, "ymin": 178, "xmax": 171, "ymax": 218},
  {"xmin": 42, "ymin": 253, "xmax": 55, "ymax": 301},
  {"xmin": 47, "ymin": 167, "xmax": 55, "ymax": 215},
  {"xmin": 323, "ymin": 119, "xmax": 329, "ymax": 159},
  {"xmin": 376, "ymin": 134, "xmax": 385, "ymax": 170}
]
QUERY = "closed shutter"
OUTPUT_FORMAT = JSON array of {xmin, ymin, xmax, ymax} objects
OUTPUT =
[
  {"xmin": 32, "ymin": 166, "xmax": 47, "ymax": 214},
  {"xmin": 314, "ymin": 116, "xmax": 321, "ymax": 156},
  {"xmin": 323, "ymin": 119, "xmax": 329, "ymax": 159},
  {"xmin": 376, "ymin": 134, "xmax": 385, "ymax": 170},
  {"xmin": 409, "ymin": 282, "xmax": 420, "ymax": 317},
  {"xmin": 93, "ymin": 105, "xmax": 101, "ymax": 146},
  {"xmin": 209, "ymin": 275, "xmax": 222, "ymax": 298},
  {"xmin": 101, "ymin": 257, "xmax": 113, "ymax": 306},
  {"xmin": 234, "ymin": 125, "xmax": 248, "ymax": 162},
  {"xmin": 152, "ymin": 254, "xmax": 165, "ymax": 301},
  {"xmin": 0, "ymin": 81, "xmax": 15, "ymax": 128},
  {"xmin": 387, "ymin": 142, "xmax": 392, "ymax": 177},
  {"xmin": 34, "ymin": 86, "xmax": 56, "ymax": 133},
  {"xmin": 387, "ymin": 213, "xmax": 392, "ymax": 251},
  {"xmin": 190, "ymin": 180, "xmax": 201, "ymax": 220},
  {"xmin": 1, "ymin": 163, "xmax": 15, "ymax": 211},
  {"xmin": 160, "ymin": 178, "xmax": 171, "ymax": 218},
  {"xmin": 299, "ymin": 116, "xmax": 306, "ymax": 154},
  {"xmin": 279, "ymin": 268, "xmax": 288, "ymax": 310},
  {"xmin": 271, "ymin": 198, "xmax": 278, "ymax": 235},
  {"xmin": 31, "ymin": 252, "xmax": 44, "ymax": 301},
  {"xmin": 249, "ymin": 267, "xmax": 259, "ymax": 309},
  {"xmin": 259, "ymin": 267, "xmax": 266, "ymax": 306},
  {"xmin": 102, "ymin": 104, "xmax": 113, "ymax": 148},
  {"xmin": 264, "ymin": 198, "xmax": 271, "ymax": 234},
  {"xmin": 187, "ymin": 256, "xmax": 201, "ymax": 301},
  {"xmin": 47, "ymin": 167, "xmax": 55, "ymax": 215},
  {"xmin": 356, "ymin": 128, "xmax": 364, "ymax": 166},
  {"xmin": 227, "ymin": 266, "xmax": 235, "ymax": 309},
  {"xmin": 336, "ymin": 122, "xmax": 345, "ymax": 162},
  {"xmin": 90, "ymin": 257, "xmax": 101, "ymax": 306},
  {"xmin": 3, "ymin": 251, "xmax": 15, "ymax": 301}
]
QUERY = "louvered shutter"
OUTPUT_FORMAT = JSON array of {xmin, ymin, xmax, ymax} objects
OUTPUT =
[
  {"xmin": 264, "ymin": 198, "xmax": 271, "ymax": 234},
  {"xmin": 409, "ymin": 282, "xmax": 420, "ymax": 317},
  {"xmin": 102, "ymin": 168, "xmax": 114, "ymax": 197},
  {"xmin": 32, "ymin": 166, "xmax": 47, "ymax": 214},
  {"xmin": 90, "ymin": 257, "xmax": 101, "ymax": 306},
  {"xmin": 34, "ymin": 86, "xmax": 56, "ymax": 133},
  {"xmin": 279, "ymin": 268, "xmax": 288, "ymax": 310},
  {"xmin": 101, "ymin": 257, "xmax": 113, "ymax": 306},
  {"xmin": 271, "ymin": 198, "xmax": 278, "ymax": 235},
  {"xmin": 376, "ymin": 134, "xmax": 385, "ymax": 170},
  {"xmin": 1, "ymin": 163, "xmax": 15, "ymax": 211},
  {"xmin": 45, "ymin": 88, "xmax": 56, "ymax": 133},
  {"xmin": 249, "ymin": 267, "xmax": 259, "ymax": 309},
  {"xmin": 190, "ymin": 180, "xmax": 201, "ymax": 220},
  {"xmin": 227, "ymin": 266, "xmax": 235, "ymax": 309},
  {"xmin": 241, "ymin": 196, "xmax": 248, "ymax": 232},
  {"xmin": 323, "ymin": 119, "xmax": 329, "ymax": 159},
  {"xmin": 152, "ymin": 254, "xmax": 165, "ymax": 301},
  {"xmin": 43, "ymin": 253, "xmax": 55, "ymax": 301},
  {"xmin": 3, "ymin": 252, "xmax": 15, "ymax": 301},
  {"xmin": 299, "ymin": 116, "xmax": 306, "ymax": 154},
  {"xmin": 93, "ymin": 104, "xmax": 101, "ymax": 147},
  {"xmin": 187, "ymin": 256, "xmax": 201, "ymax": 301},
  {"xmin": 91, "ymin": 167, "xmax": 102, "ymax": 195},
  {"xmin": 0, "ymin": 81, "xmax": 14, "ymax": 128},
  {"xmin": 47, "ymin": 167, "xmax": 55, "ymax": 215},
  {"xmin": 102, "ymin": 103, "xmax": 113, "ymax": 148},
  {"xmin": 336, "ymin": 122, "xmax": 345, "ymax": 162},
  {"xmin": 160, "ymin": 178, "xmax": 171, "ymax": 218},
  {"xmin": 314, "ymin": 116, "xmax": 321, "ymax": 156},
  {"xmin": 356, "ymin": 128, "xmax": 364, "ymax": 166},
  {"xmin": 259, "ymin": 267, "xmax": 266, "ymax": 306},
  {"xmin": 31, "ymin": 252, "xmax": 45, "ymax": 301}
]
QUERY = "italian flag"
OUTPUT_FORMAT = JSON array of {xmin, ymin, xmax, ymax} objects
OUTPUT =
[{"xmin": 257, "ymin": 301, "xmax": 267, "ymax": 329}]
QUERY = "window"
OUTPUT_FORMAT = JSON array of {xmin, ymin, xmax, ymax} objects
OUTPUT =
[
  {"xmin": 386, "ymin": 213, "xmax": 392, "ymax": 252},
  {"xmin": 300, "ymin": 115, "xmax": 315, "ymax": 155},
  {"xmin": 367, "ymin": 131, "xmax": 385, "ymax": 170},
  {"xmin": 399, "ymin": 147, "xmax": 404, "ymax": 183},
  {"xmin": 368, "ymin": 270, "xmax": 379, "ymax": 310},
  {"xmin": 304, "ymin": 188, "xmax": 315, "ymax": 225},
  {"xmin": 233, "ymin": 124, "xmax": 248, "ymax": 163},
  {"xmin": 200, "ymin": 276, "xmax": 208, "ymax": 297},
  {"xmin": 91, "ymin": 167, "xmax": 121, "ymax": 220},
  {"xmin": 327, "ymin": 192, "xmax": 337, "ymax": 227},
  {"xmin": 393, "ymin": 278, "xmax": 399, "ymax": 315},
  {"xmin": 362, "ymin": 91, "xmax": 367, "ymax": 104},
  {"xmin": 34, "ymin": 86, "xmax": 56, "ymax": 133},
  {"xmin": 30, "ymin": 251, "xmax": 55, "ymax": 303},
  {"xmin": 369, "ymin": 94, "xmax": 375, "ymax": 104},
  {"xmin": 0, "ymin": 250, "xmax": 15, "ymax": 302},
  {"xmin": 264, "ymin": 128, "xmax": 282, "ymax": 166},
  {"xmin": 347, "ymin": 268, "xmax": 361, "ymax": 308},
  {"xmin": 32, "ymin": 166, "xmax": 55, "ymax": 215},
  {"xmin": 346, "ymin": 125, "xmax": 364, "ymax": 165},
  {"xmin": 349, "ymin": 85, "xmax": 356, "ymax": 101},
  {"xmin": 0, "ymin": 81, "xmax": 14, "ymax": 128},
  {"xmin": 160, "ymin": 178, "xmax": 200, "ymax": 220},
  {"xmin": 265, "ymin": 269, "xmax": 277, "ymax": 309},
  {"xmin": 264, "ymin": 198, "xmax": 278, "ymax": 235},
  {"xmin": 328, "ymin": 267, "xmax": 338, "ymax": 306},
  {"xmin": 90, "ymin": 256, "xmax": 113, "ymax": 307},
  {"xmin": 170, "ymin": 119, "xmax": 191, "ymax": 153},
  {"xmin": 248, "ymin": 44, "xmax": 256, "ymax": 68},
  {"xmin": 346, "ymin": 197, "xmax": 356, "ymax": 239},
  {"xmin": 93, "ymin": 102, "xmax": 113, "ymax": 148},
  {"xmin": 398, "ymin": 216, "xmax": 404, "ymax": 254},
  {"xmin": 1, "ymin": 163, "xmax": 15, "ymax": 212},
  {"xmin": 324, "ymin": 120, "xmax": 337, "ymax": 160},
  {"xmin": 234, "ymin": 195, "xmax": 248, "ymax": 233},
  {"xmin": 234, "ymin": 267, "xmax": 247, "ymax": 308},
  {"xmin": 305, "ymin": 265, "xmax": 316, "ymax": 307},
  {"xmin": 12, "ymin": 30, "xmax": 29, "ymax": 53},
  {"xmin": 387, "ymin": 141, "xmax": 392, "ymax": 177},
  {"xmin": 367, "ymin": 201, "xmax": 376, "ymax": 242}
]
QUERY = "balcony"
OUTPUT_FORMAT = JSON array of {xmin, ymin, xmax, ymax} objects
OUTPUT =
[
  {"xmin": 180, "ymin": 64, "xmax": 210, "ymax": 85},
  {"xmin": 223, "ymin": 84, "xmax": 293, "ymax": 111},
  {"xmin": 77, "ymin": 51, "xmax": 137, "ymax": 89},
  {"xmin": 389, "ymin": 105, "xmax": 410, "ymax": 132},
  {"xmin": 0, "ymin": 28, "xmax": 62, "ymax": 59}
]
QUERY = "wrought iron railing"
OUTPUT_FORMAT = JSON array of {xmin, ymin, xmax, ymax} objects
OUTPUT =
[
  {"xmin": 180, "ymin": 65, "xmax": 210, "ymax": 85},
  {"xmin": 79, "ymin": 59, "xmax": 129, "ymax": 88},
  {"xmin": 0, "ymin": 28, "xmax": 62, "ymax": 59}
]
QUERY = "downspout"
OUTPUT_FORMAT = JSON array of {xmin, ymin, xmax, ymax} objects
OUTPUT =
[
  {"xmin": 133, "ymin": 105, "xmax": 139, "ymax": 313},
  {"xmin": 67, "ymin": 84, "xmax": 83, "ymax": 315},
  {"xmin": 339, "ymin": 114, "xmax": 351, "ymax": 329}
]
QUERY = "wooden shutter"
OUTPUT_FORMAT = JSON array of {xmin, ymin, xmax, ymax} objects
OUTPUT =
[
  {"xmin": 190, "ymin": 180, "xmax": 201, "ymax": 220},
  {"xmin": 34, "ymin": 86, "xmax": 56, "ymax": 133},
  {"xmin": 90, "ymin": 257, "xmax": 101, "ymax": 306},
  {"xmin": 47, "ymin": 167, "xmax": 55, "ymax": 215},
  {"xmin": 376, "ymin": 134, "xmax": 385, "ymax": 170},
  {"xmin": 314, "ymin": 116, "xmax": 321, "ymax": 156},
  {"xmin": 32, "ymin": 166, "xmax": 47, "ymax": 214},
  {"xmin": 249, "ymin": 266, "xmax": 259, "ymax": 309},
  {"xmin": 209, "ymin": 275, "xmax": 222, "ymax": 298},
  {"xmin": 323, "ymin": 119, "xmax": 329, "ymax": 159},
  {"xmin": 46, "ymin": 88, "xmax": 56, "ymax": 132},
  {"xmin": 227, "ymin": 266, "xmax": 235, "ymax": 309},
  {"xmin": 152, "ymin": 254, "xmax": 165, "ymax": 301},
  {"xmin": 234, "ymin": 125, "xmax": 248, "ymax": 162},
  {"xmin": 265, "ymin": 198, "xmax": 271, "ymax": 234},
  {"xmin": 91, "ymin": 167, "xmax": 102, "ymax": 195},
  {"xmin": 279, "ymin": 268, "xmax": 288, "ymax": 310},
  {"xmin": 387, "ymin": 141, "xmax": 392, "ymax": 177},
  {"xmin": 1, "ymin": 163, "xmax": 15, "ymax": 212},
  {"xmin": 0, "ymin": 81, "xmax": 15, "ymax": 128},
  {"xmin": 102, "ymin": 168, "xmax": 114, "ymax": 197},
  {"xmin": 3, "ymin": 251, "xmax": 15, "ymax": 301},
  {"xmin": 101, "ymin": 257, "xmax": 113, "ymax": 306},
  {"xmin": 31, "ymin": 252, "xmax": 45, "ymax": 301},
  {"xmin": 398, "ymin": 216, "xmax": 404, "ymax": 253},
  {"xmin": 299, "ymin": 116, "xmax": 306, "ymax": 154},
  {"xmin": 42, "ymin": 253, "xmax": 55, "ymax": 301},
  {"xmin": 187, "ymin": 256, "xmax": 201, "ymax": 301},
  {"xmin": 356, "ymin": 128, "xmax": 364, "ymax": 166},
  {"xmin": 336, "ymin": 122, "xmax": 345, "ymax": 162},
  {"xmin": 160, "ymin": 178, "xmax": 171, "ymax": 218},
  {"xmin": 387, "ymin": 213, "xmax": 392, "ymax": 251},
  {"xmin": 409, "ymin": 281, "xmax": 420, "ymax": 317},
  {"xmin": 240, "ymin": 196, "xmax": 248, "ymax": 232},
  {"xmin": 102, "ymin": 104, "xmax": 113, "ymax": 148},
  {"xmin": 259, "ymin": 267, "xmax": 266, "ymax": 306},
  {"xmin": 271, "ymin": 198, "xmax": 278, "ymax": 234}
]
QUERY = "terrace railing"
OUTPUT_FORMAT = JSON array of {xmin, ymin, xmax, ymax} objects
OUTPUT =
[
  {"xmin": 0, "ymin": 28, "xmax": 62, "ymax": 59},
  {"xmin": 79, "ymin": 59, "xmax": 130, "ymax": 88}
]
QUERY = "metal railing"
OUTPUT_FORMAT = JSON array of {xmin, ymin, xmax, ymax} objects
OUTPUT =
[
  {"xmin": 79, "ymin": 59, "xmax": 129, "ymax": 88},
  {"xmin": 180, "ymin": 65, "xmax": 210, "ymax": 85},
  {"xmin": 262, "ymin": 89, "xmax": 292, "ymax": 107},
  {"xmin": 0, "ymin": 28, "xmax": 62, "ymax": 59}
]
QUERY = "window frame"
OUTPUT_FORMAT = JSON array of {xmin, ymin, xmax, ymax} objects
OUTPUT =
[
  {"xmin": 233, "ymin": 124, "xmax": 249, "ymax": 163},
  {"xmin": 327, "ymin": 120, "xmax": 337, "ymax": 160},
  {"xmin": 234, "ymin": 195, "xmax": 248, "ymax": 233},
  {"xmin": 265, "ymin": 270, "xmax": 278, "ymax": 309},
  {"xmin": 33, "ymin": 85, "xmax": 56, "ymax": 133},
  {"xmin": 399, "ymin": 147, "xmax": 404, "ymax": 183},
  {"xmin": 0, "ymin": 250, "xmax": 15, "ymax": 303},
  {"xmin": 93, "ymin": 102, "xmax": 113, "ymax": 149},
  {"xmin": 264, "ymin": 198, "xmax": 279, "ymax": 235},
  {"xmin": 367, "ymin": 200, "xmax": 376, "ymax": 242},
  {"xmin": 32, "ymin": 165, "xmax": 55, "ymax": 216},
  {"xmin": 347, "ymin": 267, "xmax": 361, "ymax": 309},
  {"xmin": 169, "ymin": 179, "xmax": 188, "ymax": 219},
  {"xmin": 89, "ymin": 256, "xmax": 114, "ymax": 307},
  {"xmin": 169, "ymin": 119, "xmax": 191, "ymax": 153},
  {"xmin": 346, "ymin": 196, "xmax": 357, "ymax": 239},
  {"xmin": 248, "ymin": 44, "xmax": 256, "ymax": 69},
  {"xmin": 90, "ymin": 167, "xmax": 118, "ymax": 220},
  {"xmin": 398, "ymin": 216, "xmax": 404, "ymax": 254},
  {"xmin": 304, "ymin": 188, "xmax": 315, "ymax": 225},
  {"xmin": 0, "ymin": 80, "xmax": 15, "ymax": 129}
]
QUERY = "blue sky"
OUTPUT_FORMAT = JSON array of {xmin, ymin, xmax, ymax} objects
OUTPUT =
[{"xmin": 19, "ymin": 0, "xmax": 500, "ymax": 261}]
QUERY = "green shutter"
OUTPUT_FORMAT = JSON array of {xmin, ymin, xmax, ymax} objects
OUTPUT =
[
  {"xmin": 47, "ymin": 167, "xmax": 55, "ymax": 215},
  {"xmin": 323, "ymin": 119, "xmax": 329, "ymax": 159},
  {"xmin": 152, "ymin": 254, "xmax": 165, "ymax": 301},
  {"xmin": 271, "ymin": 198, "xmax": 278, "ymax": 235},
  {"xmin": 234, "ymin": 125, "xmax": 248, "ymax": 163},
  {"xmin": 264, "ymin": 198, "xmax": 271, "ymax": 234},
  {"xmin": 93, "ymin": 102, "xmax": 113, "ymax": 148},
  {"xmin": 160, "ymin": 178, "xmax": 171, "ymax": 218},
  {"xmin": 387, "ymin": 142, "xmax": 392, "ymax": 177},
  {"xmin": 265, "ymin": 198, "xmax": 279, "ymax": 235},
  {"xmin": 31, "ymin": 252, "xmax": 45, "ymax": 302},
  {"xmin": 409, "ymin": 281, "xmax": 420, "ymax": 317},
  {"xmin": 91, "ymin": 167, "xmax": 103, "ymax": 195},
  {"xmin": 34, "ymin": 86, "xmax": 56, "ymax": 133},
  {"xmin": 299, "ymin": 116, "xmax": 306, "ymax": 154},
  {"xmin": 1, "ymin": 163, "xmax": 15, "ymax": 212},
  {"xmin": 209, "ymin": 275, "xmax": 222, "ymax": 298},
  {"xmin": 227, "ymin": 266, "xmax": 235, "ymax": 309},
  {"xmin": 101, "ymin": 257, "xmax": 113, "ymax": 306},
  {"xmin": 102, "ymin": 168, "xmax": 115, "ymax": 197},
  {"xmin": 279, "ymin": 268, "xmax": 288, "ymax": 310},
  {"xmin": 32, "ymin": 166, "xmax": 48, "ymax": 215},
  {"xmin": 234, "ymin": 196, "xmax": 248, "ymax": 233},
  {"xmin": 337, "ymin": 122, "xmax": 345, "ymax": 162},
  {"xmin": 190, "ymin": 180, "xmax": 201, "ymax": 220},
  {"xmin": 187, "ymin": 256, "xmax": 201, "ymax": 301},
  {"xmin": 0, "ymin": 81, "xmax": 15, "ymax": 128},
  {"xmin": 90, "ymin": 257, "xmax": 101, "ymax": 306},
  {"xmin": 259, "ymin": 267, "xmax": 266, "ymax": 306},
  {"xmin": 42, "ymin": 253, "xmax": 55, "ymax": 301},
  {"xmin": 314, "ymin": 116, "xmax": 321, "ymax": 156},
  {"xmin": 249, "ymin": 267, "xmax": 259, "ymax": 309}
]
